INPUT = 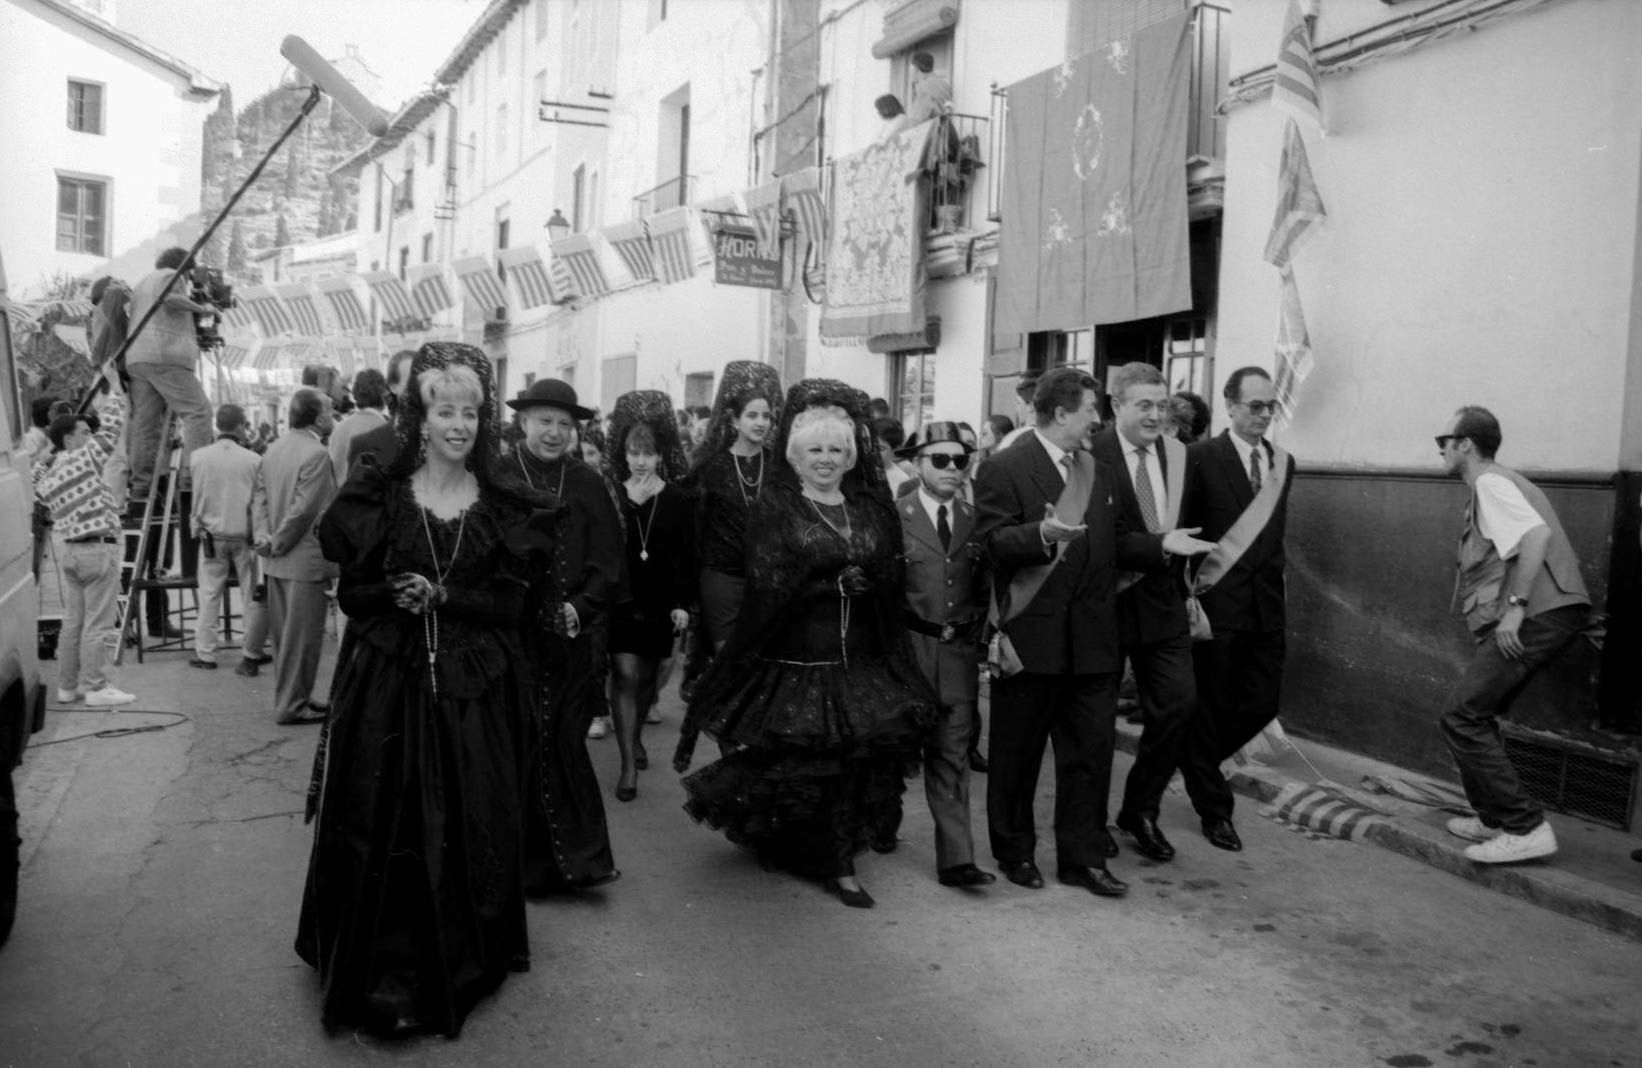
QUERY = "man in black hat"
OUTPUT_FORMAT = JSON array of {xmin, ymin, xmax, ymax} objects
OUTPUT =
[
  {"xmin": 895, "ymin": 422, "xmax": 994, "ymax": 890},
  {"xmin": 508, "ymin": 378, "xmax": 623, "ymax": 892}
]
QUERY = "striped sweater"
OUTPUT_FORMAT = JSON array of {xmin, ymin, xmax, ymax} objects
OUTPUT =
[{"xmin": 35, "ymin": 396, "xmax": 126, "ymax": 541}]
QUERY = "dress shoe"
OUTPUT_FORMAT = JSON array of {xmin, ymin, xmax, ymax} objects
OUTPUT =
[
  {"xmin": 1202, "ymin": 818, "xmax": 1243, "ymax": 852},
  {"xmin": 1101, "ymin": 830, "xmax": 1120, "ymax": 858},
  {"xmin": 827, "ymin": 880, "xmax": 875, "ymax": 909},
  {"xmin": 1057, "ymin": 864, "xmax": 1129, "ymax": 898},
  {"xmin": 234, "ymin": 659, "xmax": 260, "ymax": 678},
  {"xmin": 245, "ymin": 653, "xmax": 273, "ymax": 666},
  {"xmin": 306, "ymin": 699, "xmax": 331, "ymax": 714},
  {"xmin": 276, "ymin": 708, "xmax": 326, "ymax": 726},
  {"xmin": 999, "ymin": 859, "xmax": 1044, "ymax": 889},
  {"xmin": 188, "ymin": 658, "xmax": 217, "ymax": 670},
  {"xmin": 937, "ymin": 863, "xmax": 997, "ymax": 888},
  {"xmin": 1116, "ymin": 812, "xmax": 1176, "ymax": 862},
  {"xmin": 967, "ymin": 749, "xmax": 990, "ymax": 774},
  {"xmin": 615, "ymin": 782, "xmax": 637, "ymax": 803},
  {"xmin": 871, "ymin": 832, "xmax": 899, "ymax": 854}
]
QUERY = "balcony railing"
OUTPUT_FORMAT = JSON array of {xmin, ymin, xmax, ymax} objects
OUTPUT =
[
  {"xmin": 631, "ymin": 174, "xmax": 694, "ymax": 219},
  {"xmin": 926, "ymin": 113, "xmax": 989, "ymax": 233}
]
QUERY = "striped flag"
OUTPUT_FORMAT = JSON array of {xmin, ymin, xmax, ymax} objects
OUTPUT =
[
  {"xmin": 744, "ymin": 179, "xmax": 783, "ymax": 257},
  {"xmin": 242, "ymin": 286, "xmax": 295, "ymax": 335},
  {"xmin": 409, "ymin": 264, "xmax": 455, "ymax": 318},
  {"xmin": 452, "ymin": 256, "xmax": 510, "ymax": 314},
  {"xmin": 603, "ymin": 220, "xmax": 656, "ymax": 283},
  {"xmin": 781, "ymin": 167, "xmax": 828, "ymax": 257},
  {"xmin": 315, "ymin": 276, "xmax": 369, "ymax": 333},
  {"xmin": 498, "ymin": 245, "xmax": 564, "ymax": 308},
  {"xmin": 1272, "ymin": 0, "xmax": 1323, "ymax": 133},
  {"xmin": 362, "ymin": 271, "xmax": 418, "ymax": 323},
  {"xmin": 550, "ymin": 234, "xmax": 610, "ymax": 297},
  {"xmin": 1263, "ymin": 120, "xmax": 1327, "ymax": 269},
  {"xmin": 1272, "ymin": 266, "xmax": 1315, "ymax": 425},
  {"xmin": 645, "ymin": 208, "xmax": 696, "ymax": 284},
  {"xmin": 275, "ymin": 284, "xmax": 325, "ymax": 336}
]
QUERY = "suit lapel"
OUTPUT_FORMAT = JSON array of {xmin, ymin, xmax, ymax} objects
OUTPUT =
[
  {"xmin": 1023, "ymin": 434, "xmax": 1065, "ymax": 507},
  {"xmin": 950, "ymin": 496, "xmax": 976, "ymax": 550},
  {"xmin": 1159, "ymin": 435, "xmax": 1187, "ymax": 531},
  {"xmin": 900, "ymin": 494, "xmax": 941, "ymax": 554}
]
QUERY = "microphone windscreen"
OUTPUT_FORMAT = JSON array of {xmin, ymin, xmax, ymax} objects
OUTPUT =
[{"xmin": 280, "ymin": 35, "xmax": 391, "ymax": 137}]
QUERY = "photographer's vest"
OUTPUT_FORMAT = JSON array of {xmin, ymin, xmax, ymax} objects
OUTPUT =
[
  {"xmin": 125, "ymin": 269, "xmax": 199, "ymax": 368},
  {"xmin": 1453, "ymin": 465, "xmax": 1589, "ymax": 634}
]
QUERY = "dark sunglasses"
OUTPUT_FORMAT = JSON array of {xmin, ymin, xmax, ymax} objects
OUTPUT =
[{"xmin": 923, "ymin": 453, "xmax": 970, "ymax": 470}]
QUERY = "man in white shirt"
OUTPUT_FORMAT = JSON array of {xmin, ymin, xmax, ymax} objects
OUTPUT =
[
  {"xmin": 1440, "ymin": 406, "xmax": 1590, "ymax": 864},
  {"xmin": 188, "ymin": 404, "xmax": 269, "ymax": 672}
]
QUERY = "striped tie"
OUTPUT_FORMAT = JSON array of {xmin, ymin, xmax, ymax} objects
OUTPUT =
[{"xmin": 1133, "ymin": 447, "xmax": 1161, "ymax": 533}]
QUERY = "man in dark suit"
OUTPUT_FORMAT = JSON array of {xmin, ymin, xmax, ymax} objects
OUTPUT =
[
  {"xmin": 345, "ymin": 349, "xmax": 418, "ymax": 476},
  {"xmin": 253, "ymin": 388, "xmax": 338, "ymax": 725},
  {"xmin": 974, "ymin": 368, "xmax": 1212, "ymax": 898},
  {"xmin": 1180, "ymin": 366, "xmax": 1297, "ymax": 851},
  {"xmin": 895, "ymin": 421, "xmax": 994, "ymax": 890},
  {"xmin": 1090, "ymin": 362, "xmax": 1201, "ymax": 862}
]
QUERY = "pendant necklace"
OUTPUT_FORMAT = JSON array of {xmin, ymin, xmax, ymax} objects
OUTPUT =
[
  {"xmin": 733, "ymin": 449, "xmax": 764, "ymax": 506},
  {"xmin": 417, "ymin": 479, "xmax": 468, "ymax": 702},
  {"xmin": 806, "ymin": 494, "xmax": 852, "ymax": 542},
  {"xmin": 631, "ymin": 484, "xmax": 661, "ymax": 562}
]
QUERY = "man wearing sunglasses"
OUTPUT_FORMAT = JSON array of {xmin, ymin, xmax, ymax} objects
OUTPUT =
[
  {"xmin": 1438, "ymin": 406, "xmax": 1588, "ymax": 864},
  {"xmin": 1179, "ymin": 366, "xmax": 1296, "ymax": 853},
  {"xmin": 895, "ymin": 422, "xmax": 993, "ymax": 889}
]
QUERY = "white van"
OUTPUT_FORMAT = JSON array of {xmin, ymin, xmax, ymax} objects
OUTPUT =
[{"xmin": 0, "ymin": 247, "xmax": 46, "ymax": 947}]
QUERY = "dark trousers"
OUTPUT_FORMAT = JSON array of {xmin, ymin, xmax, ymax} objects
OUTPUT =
[
  {"xmin": 1441, "ymin": 605, "xmax": 1586, "ymax": 835},
  {"xmin": 1118, "ymin": 633, "xmax": 1195, "ymax": 821},
  {"xmin": 1184, "ymin": 629, "xmax": 1286, "ymax": 823},
  {"xmin": 524, "ymin": 626, "xmax": 616, "ymax": 893},
  {"xmin": 925, "ymin": 699, "xmax": 977, "ymax": 870},
  {"xmin": 987, "ymin": 671, "xmax": 1115, "ymax": 870}
]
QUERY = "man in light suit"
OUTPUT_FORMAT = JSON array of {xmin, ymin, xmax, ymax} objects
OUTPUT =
[
  {"xmin": 1091, "ymin": 363, "xmax": 1201, "ymax": 862},
  {"xmin": 1180, "ymin": 367, "xmax": 1297, "ymax": 851},
  {"xmin": 188, "ymin": 403, "xmax": 270, "ymax": 673},
  {"xmin": 974, "ymin": 368, "xmax": 1213, "ymax": 899},
  {"xmin": 895, "ymin": 421, "xmax": 994, "ymax": 890},
  {"xmin": 254, "ymin": 388, "xmax": 338, "ymax": 725}
]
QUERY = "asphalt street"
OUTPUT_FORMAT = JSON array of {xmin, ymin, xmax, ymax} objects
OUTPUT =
[{"xmin": 1, "ymin": 648, "xmax": 1638, "ymax": 1068}]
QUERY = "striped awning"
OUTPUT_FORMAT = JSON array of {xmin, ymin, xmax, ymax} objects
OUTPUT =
[
  {"xmin": 242, "ymin": 286, "xmax": 295, "ymax": 335},
  {"xmin": 409, "ymin": 264, "xmax": 455, "ymax": 318},
  {"xmin": 452, "ymin": 256, "xmax": 509, "ymax": 313},
  {"xmin": 276, "ymin": 283, "xmax": 326, "ymax": 336},
  {"xmin": 645, "ymin": 208, "xmax": 696, "ymax": 285},
  {"xmin": 362, "ymin": 271, "xmax": 418, "ymax": 322},
  {"xmin": 497, "ymin": 245, "xmax": 565, "ymax": 309},
  {"xmin": 223, "ymin": 302, "xmax": 257, "ymax": 333},
  {"xmin": 315, "ymin": 276, "xmax": 369, "ymax": 333},
  {"xmin": 603, "ymin": 221, "xmax": 656, "ymax": 283},
  {"xmin": 550, "ymin": 235, "xmax": 609, "ymax": 298}
]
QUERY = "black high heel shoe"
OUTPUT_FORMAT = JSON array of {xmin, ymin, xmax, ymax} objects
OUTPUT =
[
  {"xmin": 826, "ymin": 879, "xmax": 875, "ymax": 908},
  {"xmin": 615, "ymin": 779, "xmax": 638, "ymax": 802}
]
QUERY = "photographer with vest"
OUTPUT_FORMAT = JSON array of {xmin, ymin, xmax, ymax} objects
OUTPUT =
[{"xmin": 1438, "ymin": 406, "xmax": 1589, "ymax": 865}]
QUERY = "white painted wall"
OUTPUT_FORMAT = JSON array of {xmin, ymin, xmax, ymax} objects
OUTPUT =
[
  {"xmin": 1215, "ymin": 0, "xmax": 1641, "ymax": 472},
  {"xmin": 0, "ymin": 0, "xmax": 214, "ymax": 297}
]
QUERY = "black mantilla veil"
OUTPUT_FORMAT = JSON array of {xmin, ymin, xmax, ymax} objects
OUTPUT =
[
  {"xmin": 687, "ymin": 359, "xmax": 785, "ymax": 476},
  {"xmin": 608, "ymin": 389, "xmax": 692, "ymax": 484},
  {"xmin": 769, "ymin": 378, "xmax": 886, "ymax": 495}
]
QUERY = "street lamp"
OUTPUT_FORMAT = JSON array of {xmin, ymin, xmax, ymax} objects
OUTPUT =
[{"xmin": 545, "ymin": 209, "xmax": 570, "ymax": 242}]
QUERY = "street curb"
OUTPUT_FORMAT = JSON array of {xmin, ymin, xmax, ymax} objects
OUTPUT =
[{"xmin": 1112, "ymin": 727, "xmax": 1642, "ymax": 944}]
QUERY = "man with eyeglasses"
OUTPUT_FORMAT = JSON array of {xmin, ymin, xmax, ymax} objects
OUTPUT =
[
  {"xmin": 1179, "ymin": 366, "xmax": 1296, "ymax": 853},
  {"xmin": 1437, "ymin": 406, "xmax": 1588, "ymax": 864},
  {"xmin": 894, "ymin": 422, "xmax": 994, "ymax": 889},
  {"xmin": 1091, "ymin": 363, "xmax": 1206, "ymax": 862}
]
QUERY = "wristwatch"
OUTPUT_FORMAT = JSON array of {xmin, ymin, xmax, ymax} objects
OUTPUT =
[{"xmin": 1505, "ymin": 594, "xmax": 1529, "ymax": 608}]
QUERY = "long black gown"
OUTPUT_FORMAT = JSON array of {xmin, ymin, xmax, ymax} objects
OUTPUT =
[
  {"xmin": 676, "ymin": 480, "xmax": 942, "ymax": 878},
  {"xmin": 295, "ymin": 470, "xmax": 545, "ymax": 1038}
]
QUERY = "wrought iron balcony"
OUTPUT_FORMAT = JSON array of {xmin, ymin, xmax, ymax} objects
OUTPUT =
[{"xmin": 631, "ymin": 174, "xmax": 694, "ymax": 219}]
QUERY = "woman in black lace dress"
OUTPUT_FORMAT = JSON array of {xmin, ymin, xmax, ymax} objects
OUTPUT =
[
  {"xmin": 687, "ymin": 360, "xmax": 783, "ymax": 653},
  {"xmin": 295, "ymin": 343, "xmax": 551, "ymax": 1038},
  {"xmin": 674, "ymin": 395, "xmax": 941, "ymax": 908}
]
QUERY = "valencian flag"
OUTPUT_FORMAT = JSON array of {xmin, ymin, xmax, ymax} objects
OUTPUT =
[
  {"xmin": 1272, "ymin": 266, "xmax": 1314, "ymax": 425},
  {"xmin": 1272, "ymin": 0, "xmax": 1324, "ymax": 134},
  {"xmin": 1263, "ymin": 119, "xmax": 1327, "ymax": 269},
  {"xmin": 994, "ymin": 14, "xmax": 1193, "ymax": 338}
]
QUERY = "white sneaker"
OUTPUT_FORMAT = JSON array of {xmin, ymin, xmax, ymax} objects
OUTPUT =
[
  {"xmin": 586, "ymin": 716, "xmax": 609, "ymax": 740},
  {"xmin": 1463, "ymin": 821, "xmax": 1557, "ymax": 864},
  {"xmin": 56, "ymin": 688, "xmax": 81, "ymax": 703},
  {"xmin": 83, "ymin": 686, "xmax": 136, "ymax": 707},
  {"xmin": 1445, "ymin": 816, "xmax": 1494, "ymax": 842}
]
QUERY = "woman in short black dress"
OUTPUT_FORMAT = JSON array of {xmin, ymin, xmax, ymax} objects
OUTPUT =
[{"xmin": 605, "ymin": 390, "xmax": 694, "ymax": 801}]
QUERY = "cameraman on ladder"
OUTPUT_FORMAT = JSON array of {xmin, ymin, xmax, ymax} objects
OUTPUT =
[{"xmin": 124, "ymin": 246, "xmax": 218, "ymax": 640}]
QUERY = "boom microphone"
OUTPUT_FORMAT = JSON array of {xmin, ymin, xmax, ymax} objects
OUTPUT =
[{"xmin": 280, "ymin": 35, "xmax": 391, "ymax": 137}]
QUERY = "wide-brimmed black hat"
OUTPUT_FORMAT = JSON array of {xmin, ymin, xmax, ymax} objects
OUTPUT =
[
  {"xmin": 506, "ymin": 378, "xmax": 592, "ymax": 419},
  {"xmin": 895, "ymin": 420, "xmax": 975, "ymax": 459}
]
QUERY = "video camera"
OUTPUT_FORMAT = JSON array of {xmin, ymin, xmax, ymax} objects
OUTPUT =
[{"xmin": 188, "ymin": 265, "xmax": 236, "ymax": 350}]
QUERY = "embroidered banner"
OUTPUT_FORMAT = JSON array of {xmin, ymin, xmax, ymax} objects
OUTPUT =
[
  {"xmin": 995, "ymin": 15, "xmax": 1192, "ymax": 338},
  {"xmin": 819, "ymin": 120, "xmax": 934, "ymax": 341},
  {"xmin": 603, "ymin": 221, "xmax": 657, "ymax": 283},
  {"xmin": 452, "ymin": 257, "xmax": 509, "ymax": 312}
]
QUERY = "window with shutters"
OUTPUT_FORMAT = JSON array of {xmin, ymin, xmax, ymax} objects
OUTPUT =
[
  {"xmin": 66, "ymin": 80, "xmax": 104, "ymax": 134},
  {"xmin": 55, "ymin": 175, "xmax": 107, "ymax": 255},
  {"xmin": 891, "ymin": 353, "xmax": 937, "ymax": 433}
]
